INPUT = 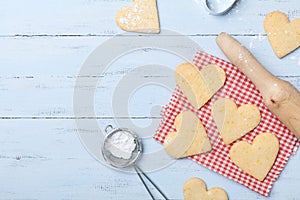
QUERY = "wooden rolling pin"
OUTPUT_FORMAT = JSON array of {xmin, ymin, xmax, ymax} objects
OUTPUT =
[{"xmin": 216, "ymin": 32, "xmax": 300, "ymax": 139}]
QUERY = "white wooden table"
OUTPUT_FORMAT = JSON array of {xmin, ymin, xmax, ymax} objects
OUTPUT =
[{"xmin": 0, "ymin": 0, "xmax": 299, "ymax": 199}]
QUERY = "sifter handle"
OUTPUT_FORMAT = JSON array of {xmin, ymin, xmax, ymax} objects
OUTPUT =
[{"xmin": 216, "ymin": 32, "xmax": 300, "ymax": 139}]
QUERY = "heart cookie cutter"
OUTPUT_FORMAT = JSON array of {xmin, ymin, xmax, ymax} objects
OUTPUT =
[{"xmin": 203, "ymin": 0, "xmax": 239, "ymax": 15}]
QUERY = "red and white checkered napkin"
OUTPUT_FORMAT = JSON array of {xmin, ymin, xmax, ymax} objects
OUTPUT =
[{"xmin": 154, "ymin": 51, "xmax": 300, "ymax": 196}]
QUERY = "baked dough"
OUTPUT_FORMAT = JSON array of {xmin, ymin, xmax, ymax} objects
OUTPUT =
[
  {"xmin": 164, "ymin": 110, "xmax": 211, "ymax": 158},
  {"xmin": 212, "ymin": 98, "xmax": 261, "ymax": 145},
  {"xmin": 264, "ymin": 11, "xmax": 300, "ymax": 58},
  {"xmin": 175, "ymin": 63, "xmax": 226, "ymax": 110},
  {"xmin": 116, "ymin": 0, "xmax": 160, "ymax": 33},
  {"xmin": 230, "ymin": 132, "xmax": 279, "ymax": 181},
  {"xmin": 183, "ymin": 178, "xmax": 228, "ymax": 200}
]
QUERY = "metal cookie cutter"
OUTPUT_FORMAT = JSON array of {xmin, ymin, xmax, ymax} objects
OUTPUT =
[{"xmin": 203, "ymin": 0, "xmax": 239, "ymax": 15}]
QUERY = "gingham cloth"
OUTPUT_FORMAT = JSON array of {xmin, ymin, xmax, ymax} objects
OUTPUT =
[{"xmin": 154, "ymin": 51, "xmax": 300, "ymax": 197}]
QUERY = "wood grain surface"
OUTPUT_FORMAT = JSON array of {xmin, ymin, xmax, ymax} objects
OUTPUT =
[{"xmin": 0, "ymin": 0, "xmax": 299, "ymax": 199}]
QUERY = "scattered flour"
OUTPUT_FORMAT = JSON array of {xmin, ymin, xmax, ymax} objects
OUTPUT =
[{"xmin": 249, "ymin": 42, "xmax": 255, "ymax": 49}]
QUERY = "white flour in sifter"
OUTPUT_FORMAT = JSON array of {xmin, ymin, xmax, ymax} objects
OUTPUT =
[{"xmin": 105, "ymin": 131, "xmax": 137, "ymax": 159}]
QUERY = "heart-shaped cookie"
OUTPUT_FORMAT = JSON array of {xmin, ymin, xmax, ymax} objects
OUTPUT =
[
  {"xmin": 230, "ymin": 132, "xmax": 279, "ymax": 181},
  {"xmin": 264, "ymin": 11, "xmax": 300, "ymax": 58},
  {"xmin": 183, "ymin": 178, "xmax": 228, "ymax": 200},
  {"xmin": 164, "ymin": 110, "xmax": 212, "ymax": 158},
  {"xmin": 116, "ymin": 0, "xmax": 160, "ymax": 33},
  {"xmin": 212, "ymin": 98, "xmax": 261, "ymax": 145},
  {"xmin": 175, "ymin": 63, "xmax": 226, "ymax": 110}
]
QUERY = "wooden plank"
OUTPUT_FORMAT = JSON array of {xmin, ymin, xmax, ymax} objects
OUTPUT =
[
  {"xmin": 0, "ymin": 0, "xmax": 299, "ymax": 35},
  {"xmin": 0, "ymin": 35, "xmax": 299, "ymax": 117},
  {"xmin": 1, "ymin": 1, "xmax": 300, "ymax": 199},
  {"xmin": 0, "ymin": 74, "xmax": 298, "ymax": 117},
  {"xmin": 0, "ymin": 36, "xmax": 299, "ymax": 77},
  {"xmin": 0, "ymin": 120, "xmax": 299, "ymax": 199}
]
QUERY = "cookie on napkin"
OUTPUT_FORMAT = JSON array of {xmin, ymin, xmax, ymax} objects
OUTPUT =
[
  {"xmin": 164, "ymin": 110, "xmax": 212, "ymax": 158},
  {"xmin": 212, "ymin": 98, "xmax": 261, "ymax": 145},
  {"xmin": 230, "ymin": 132, "xmax": 279, "ymax": 181},
  {"xmin": 175, "ymin": 63, "xmax": 226, "ymax": 110}
]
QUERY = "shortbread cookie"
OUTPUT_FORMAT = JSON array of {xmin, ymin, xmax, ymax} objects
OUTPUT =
[
  {"xmin": 164, "ymin": 110, "xmax": 211, "ymax": 158},
  {"xmin": 175, "ymin": 63, "xmax": 226, "ymax": 110},
  {"xmin": 183, "ymin": 178, "xmax": 228, "ymax": 200},
  {"xmin": 116, "ymin": 0, "xmax": 160, "ymax": 33},
  {"xmin": 212, "ymin": 98, "xmax": 261, "ymax": 145},
  {"xmin": 264, "ymin": 11, "xmax": 300, "ymax": 58},
  {"xmin": 230, "ymin": 132, "xmax": 279, "ymax": 181}
]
